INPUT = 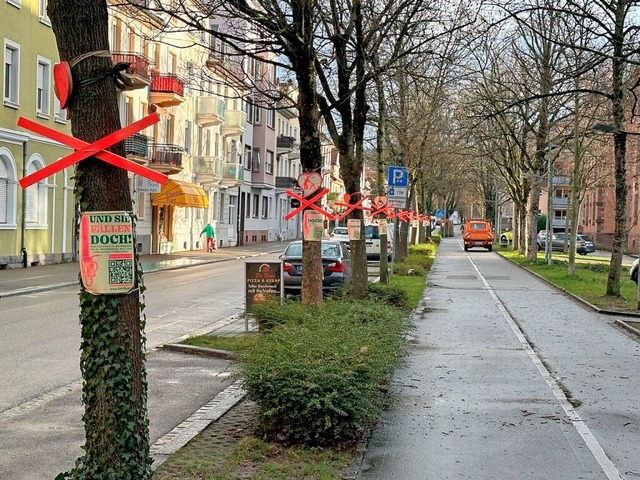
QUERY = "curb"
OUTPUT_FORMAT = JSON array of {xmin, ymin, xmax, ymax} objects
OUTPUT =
[
  {"xmin": 0, "ymin": 248, "xmax": 284, "ymax": 298},
  {"xmin": 159, "ymin": 343, "xmax": 237, "ymax": 360}
]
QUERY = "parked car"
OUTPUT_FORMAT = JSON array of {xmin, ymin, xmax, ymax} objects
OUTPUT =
[
  {"xmin": 537, "ymin": 233, "xmax": 594, "ymax": 255},
  {"xmin": 364, "ymin": 224, "xmax": 393, "ymax": 261},
  {"xmin": 329, "ymin": 227, "xmax": 350, "ymax": 246},
  {"xmin": 631, "ymin": 258, "xmax": 639, "ymax": 284},
  {"xmin": 280, "ymin": 240, "xmax": 352, "ymax": 294},
  {"xmin": 499, "ymin": 231, "xmax": 513, "ymax": 245},
  {"xmin": 576, "ymin": 234, "xmax": 595, "ymax": 254}
]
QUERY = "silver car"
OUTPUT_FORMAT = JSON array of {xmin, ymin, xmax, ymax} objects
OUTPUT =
[{"xmin": 280, "ymin": 240, "xmax": 352, "ymax": 294}]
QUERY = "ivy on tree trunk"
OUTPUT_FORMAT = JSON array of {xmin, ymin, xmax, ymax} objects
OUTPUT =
[{"xmin": 48, "ymin": 0, "xmax": 152, "ymax": 477}]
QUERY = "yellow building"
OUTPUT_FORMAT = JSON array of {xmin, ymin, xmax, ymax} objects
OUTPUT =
[{"xmin": 0, "ymin": 0, "xmax": 74, "ymax": 267}]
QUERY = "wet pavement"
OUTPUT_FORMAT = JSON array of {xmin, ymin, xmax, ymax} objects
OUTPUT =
[
  {"xmin": 0, "ymin": 241, "xmax": 291, "ymax": 298},
  {"xmin": 357, "ymin": 235, "xmax": 640, "ymax": 480}
]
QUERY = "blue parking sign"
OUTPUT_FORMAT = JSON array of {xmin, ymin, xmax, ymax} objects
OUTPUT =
[{"xmin": 388, "ymin": 166, "xmax": 409, "ymax": 187}]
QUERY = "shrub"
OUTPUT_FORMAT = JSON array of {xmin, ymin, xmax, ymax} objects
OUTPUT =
[
  {"xmin": 241, "ymin": 300, "xmax": 407, "ymax": 447},
  {"xmin": 393, "ymin": 261, "xmax": 425, "ymax": 277},
  {"xmin": 250, "ymin": 297, "xmax": 312, "ymax": 331},
  {"xmin": 366, "ymin": 282, "xmax": 409, "ymax": 309}
]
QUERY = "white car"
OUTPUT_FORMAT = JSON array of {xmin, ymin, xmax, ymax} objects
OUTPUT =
[
  {"xmin": 329, "ymin": 227, "xmax": 350, "ymax": 246},
  {"xmin": 364, "ymin": 224, "xmax": 393, "ymax": 261}
]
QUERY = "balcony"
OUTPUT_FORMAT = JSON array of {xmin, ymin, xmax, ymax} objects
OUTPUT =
[
  {"xmin": 149, "ymin": 74, "xmax": 185, "ymax": 107},
  {"xmin": 277, "ymin": 136, "xmax": 296, "ymax": 155},
  {"xmin": 206, "ymin": 53, "xmax": 246, "ymax": 88},
  {"xmin": 275, "ymin": 176, "xmax": 297, "ymax": 190},
  {"xmin": 111, "ymin": 52, "xmax": 152, "ymax": 90},
  {"xmin": 196, "ymin": 96, "xmax": 226, "ymax": 127},
  {"xmin": 221, "ymin": 110, "xmax": 247, "ymax": 137},
  {"xmin": 123, "ymin": 133, "xmax": 151, "ymax": 164},
  {"xmin": 221, "ymin": 163, "xmax": 244, "ymax": 187},
  {"xmin": 147, "ymin": 143, "xmax": 184, "ymax": 175},
  {"xmin": 195, "ymin": 156, "xmax": 223, "ymax": 185}
]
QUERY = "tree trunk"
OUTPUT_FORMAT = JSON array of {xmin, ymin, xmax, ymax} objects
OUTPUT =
[
  {"xmin": 526, "ymin": 184, "xmax": 541, "ymax": 261},
  {"xmin": 47, "ymin": 0, "xmax": 151, "ymax": 477},
  {"xmin": 375, "ymin": 66, "xmax": 389, "ymax": 284},
  {"xmin": 292, "ymin": 38, "xmax": 324, "ymax": 306},
  {"xmin": 605, "ymin": 3, "xmax": 628, "ymax": 296}
]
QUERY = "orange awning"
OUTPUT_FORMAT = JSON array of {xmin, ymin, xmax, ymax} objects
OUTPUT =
[{"xmin": 151, "ymin": 179, "xmax": 209, "ymax": 208}]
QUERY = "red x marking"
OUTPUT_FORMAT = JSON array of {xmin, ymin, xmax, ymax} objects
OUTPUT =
[
  {"xmin": 284, "ymin": 188, "xmax": 334, "ymax": 221},
  {"xmin": 334, "ymin": 193, "xmax": 371, "ymax": 221},
  {"xmin": 18, "ymin": 113, "xmax": 167, "ymax": 188},
  {"xmin": 396, "ymin": 210, "xmax": 411, "ymax": 222}
]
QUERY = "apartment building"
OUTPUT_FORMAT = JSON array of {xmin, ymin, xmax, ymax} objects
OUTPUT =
[
  {"xmin": 1, "ymin": 0, "xmax": 344, "ymax": 264},
  {"xmin": 0, "ymin": 0, "xmax": 75, "ymax": 268}
]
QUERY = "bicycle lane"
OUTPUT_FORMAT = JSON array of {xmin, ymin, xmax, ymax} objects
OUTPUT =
[{"xmin": 358, "ymin": 236, "xmax": 638, "ymax": 479}]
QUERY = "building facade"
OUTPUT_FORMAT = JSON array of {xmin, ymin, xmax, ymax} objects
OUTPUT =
[{"xmin": 1, "ymin": 0, "xmax": 75, "ymax": 268}]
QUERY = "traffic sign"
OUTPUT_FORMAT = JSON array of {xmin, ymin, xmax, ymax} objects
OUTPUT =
[
  {"xmin": 388, "ymin": 166, "xmax": 409, "ymax": 187},
  {"xmin": 388, "ymin": 186, "xmax": 407, "ymax": 209},
  {"xmin": 436, "ymin": 209, "xmax": 445, "ymax": 217}
]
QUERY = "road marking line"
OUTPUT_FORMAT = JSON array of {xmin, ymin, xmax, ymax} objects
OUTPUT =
[{"xmin": 466, "ymin": 253, "xmax": 623, "ymax": 480}]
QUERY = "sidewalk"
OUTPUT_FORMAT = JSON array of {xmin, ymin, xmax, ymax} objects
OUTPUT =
[{"xmin": 0, "ymin": 241, "xmax": 290, "ymax": 298}]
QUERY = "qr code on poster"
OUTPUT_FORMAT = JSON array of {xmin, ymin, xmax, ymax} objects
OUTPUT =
[{"xmin": 108, "ymin": 259, "xmax": 133, "ymax": 284}]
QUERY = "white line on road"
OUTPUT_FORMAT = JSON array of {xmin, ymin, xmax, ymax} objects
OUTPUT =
[{"xmin": 465, "ymin": 252, "xmax": 623, "ymax": 480}]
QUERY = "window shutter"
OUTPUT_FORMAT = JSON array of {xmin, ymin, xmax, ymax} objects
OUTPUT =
[
  {"xmin": 0, "ymin": 178, "xmax": 7, "ymax": 223},
  {"xmin": 25, "ymin": 184, "xmax": 38, "ymax": 223}
]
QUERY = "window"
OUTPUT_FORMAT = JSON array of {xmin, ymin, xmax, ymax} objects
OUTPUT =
[
  {"xmin": 554, "ymin": 209, "xmax": 567, "ymax": 220},
  {"xmin": 184, "ymin": 120, "xmax": 192, "ymax": 153},
  {"xmin": 217, "ymin": 193, "xmax": 223, "ymax": 221},
  {"xmin": 228, "ymin": 195, "xmax": 237, "ymax": 226},
  {"xmin": 262, "ymin": 196, "xmax": 269, "ymax": 218},
  {"xmin": 38, "ymin": 0, "xmax": 50, "ymax": 24},
  {"xmin": 24, "ymin": 155, "xmax": 47, "ymax": 228},
  {"xmin": 244, "ymin": 145, "xmax": 252, "ymax": 170},
  {"xmin": 54, "ymin": 96, "xmax": 67, "ymax": 123},
  {"xmin": 252, "ymin": 148, "xmax": 260, "ymax": 172},
  {"xmin": 136, "ymin": 191, "xmax": 145, "ymax": 219},
  {"xmin": 253, "ymin": 194, "xmax": 259, "ymax": 217},
  {"xmin": 267, "ymin": 108, "xmax": 275, "ymax": 128},
  {"xmin": 245, "ymin": 193, "xmax": 251, "ymax": 217},
  {"xmin": 254, "ymin": 104, "xmax": 261, "ymax": 124},
  {"xmin": 3, "ymin": 41, "xmax": 20, "ymax": 107},
  {"xmin": 0, "ymin": 148, "xmax": 18, "ymax": 228},
  {"xmin": 36, "ymin": 57, "xmax": 51, "ymax": 117},
  {"xmin": 265, "ymin": 150, "xmax": 273, "ymax": 174},
  {"xmin": 245, "ymin": 98, "xmax": 254, "ymax": 123}
]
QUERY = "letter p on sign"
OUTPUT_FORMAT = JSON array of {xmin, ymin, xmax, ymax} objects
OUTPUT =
[{"xmin": 388, "ymin": 166, "xmax": 408, "ymax": 187}]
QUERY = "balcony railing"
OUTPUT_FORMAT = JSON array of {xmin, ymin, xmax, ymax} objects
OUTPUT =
[
  {"xmin": 275, "ymin": 176, "xmax": 297, "ymax": 189},
  {"xmin": 221, "ymin": 110, "xmax": 247, "ymax": 136},
  {"xmin": 196, "ymin": 96, "xmax": 226, "ymax": 127},
  {"xmin": 222, "ymin": 163, "xmax": 244, "ymax": 184},
  {"xmin": 150, "ymin": 74, "xmax": 185, "ymax": 96},
  {"xmin": 124, "ymin": 133, "xmax": 151, "ymax": 157},
  {"xmin": 149, "ymin": 74, "xmax": 185, "ymax": 107},
  {"xmin": 195, "ymin": 156, "xmax": 223, "ymax": 176},
  {"xmin": 148, "ymin": 143, "xmax": 183, "ymax": 168},
  {"xmin": 111, "ymin": 52, "xmax": 152, "ymax": 86},
  {"xmin": 277, "ymin": 136, "xmax": 296, "ymax": 150}
]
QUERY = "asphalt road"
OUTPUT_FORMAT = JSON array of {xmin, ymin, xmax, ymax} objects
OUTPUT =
[{"xmin": 0, "ymin": 253, "xmax": 281, "ymax": 479}]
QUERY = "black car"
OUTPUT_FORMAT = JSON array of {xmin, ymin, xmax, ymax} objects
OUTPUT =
[{"xmin": 280, "ymin": 240, "xmax": 352, "ymax": 294}]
